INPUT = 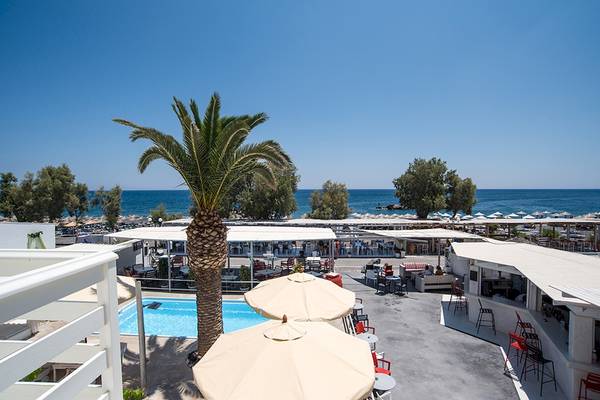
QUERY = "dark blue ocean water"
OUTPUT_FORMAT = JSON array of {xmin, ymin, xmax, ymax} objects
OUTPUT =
[{"xmin": 87, "ymin": 189, "xmax": 600, "ymax": 218}]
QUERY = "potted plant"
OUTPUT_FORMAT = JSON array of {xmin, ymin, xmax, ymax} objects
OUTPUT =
[{"xmin": 239, "ymin": 265, "xmax": 251, "ymax": 292}]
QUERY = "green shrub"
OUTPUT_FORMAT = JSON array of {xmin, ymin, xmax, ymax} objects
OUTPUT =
[
  {"xmin": 22, "ymin": 368, "xmax": 42, "ymax": 382},
  {"xmin": 123, "ymin": 388, "xmax": 144, "ymax": 400}
]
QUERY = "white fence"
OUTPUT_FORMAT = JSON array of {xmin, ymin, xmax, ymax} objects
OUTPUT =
[{"xmin": 0, "ymin": 249, "xmax": 123, "ymax": 400}]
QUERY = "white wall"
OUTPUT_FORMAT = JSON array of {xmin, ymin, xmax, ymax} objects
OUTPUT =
[{"xmin": 0, "ymin": 223, "xmax": 55, "ymax": 249}]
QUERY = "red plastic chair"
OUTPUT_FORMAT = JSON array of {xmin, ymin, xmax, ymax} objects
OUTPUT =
[
  {"xmin": 371, "ymin": 351, "xmax": 391, "ymax": 375},
  {"xmin": 504, "ymin": 332, "xmax": 527, "ymax": 373},
  {"xmin": 579, "ymin": 372, "xmax": 600, "ymax": 399},
  {"xmin": 355, "ymin": 321, "xmax": 375, "ymax": 334}
]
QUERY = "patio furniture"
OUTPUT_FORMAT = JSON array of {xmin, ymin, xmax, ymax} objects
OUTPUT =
[
  {"xmin": 384, "ymin": 276, "xmax": 401, "ymax": 294},
  {"xmin": 365, "ymin": 270, "xmax": 378, "ymax": 287},
  {"xmin": 323, "ymin": 272, "xmax": 343, "ymax": 287},
  {"xmin": 447, "ymin": 280, "xmax": 462, "ymax": 310},
  {"xmin": 372, "ymin": 352, "xmax": 392, "ymax": 376},
  {"xmin": 357, "ymin": 332, "xmax": 378, "ymax": 350},
  {"xmin": 415, "ymin": 274, "xmax": 455, "ymax": 292},
  {"xmin": 453, "ymin": 289, "xmax": 468, "ymax": 315},
  {"xmin": 393, "ymin": 277, "xmax": 408, "ymax": 296},
  {"xmin": 520, "ymin": 345, "xmax": 557, "ymax": 396},
  {"xmin": 503, "ymin": 333, "xmax": 527, "ymax": 374},
  {"xmin": 476, "ymin": 299, "xmax": 496, "ymax": 335},
  {"xmin": 578, "ymin": 372, "xmax": 600, "ymax": 399},
  {"xmin": 355, "ymin": 321, "xmax": 375, "ymax": 335},
  {"xmin": 515, "ymin": 311, "xmax": 536, "ymax": 336},
  {"xmin": 522, "ymin": 331, "xmax": 542, "ymax": 351},
  {"xmin": 399, "ymin": 262, "xmax": 426, "ymax": 278}
]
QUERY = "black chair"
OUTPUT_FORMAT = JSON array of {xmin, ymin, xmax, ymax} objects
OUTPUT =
[
  {"xmin": 520, "ymin": 345, "xmax": 557, "ymax": 396},
  {"xmin": 476, "ymin": 299, "xmax": 496, "ymax": 335},
  {"xmin": 453, "ymin": 289, "xmax": 468, "ymax": 315},
  {"xmin": 394, "ymin": 277, "xmax": 408, "ymax": 296}
]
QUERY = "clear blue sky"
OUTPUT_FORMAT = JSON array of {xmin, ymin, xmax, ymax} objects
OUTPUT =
[{"xmin": 1, "ymin": 0, "xmax": 599, "ymax": 190}]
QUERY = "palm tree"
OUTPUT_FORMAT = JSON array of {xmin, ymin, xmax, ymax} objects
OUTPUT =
[{"xmin": 114, "ymin": 93, "xmax": 291, "ymax": 356}]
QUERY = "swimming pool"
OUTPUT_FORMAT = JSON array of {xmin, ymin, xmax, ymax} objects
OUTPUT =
[{"xmin": 119, "ymin": 298, "xmax": 267, "ymax": 337}]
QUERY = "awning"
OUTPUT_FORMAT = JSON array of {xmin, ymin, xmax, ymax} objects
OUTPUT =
[
  {"xmin": 365, "ymin": 228, "xmax": 484, "ymax": 240},
  {"xmin": 106, "ymin": 225, "xmax": 336, "ymax": 242},
  {"xmin": 451, "ymin": 241, "xmax": 600, "ymax": 305}
]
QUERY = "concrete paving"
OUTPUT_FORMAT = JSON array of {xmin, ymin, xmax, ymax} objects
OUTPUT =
[{"xmin": 341, "ymin": 270, "xmax": 518, "ymax": 400}]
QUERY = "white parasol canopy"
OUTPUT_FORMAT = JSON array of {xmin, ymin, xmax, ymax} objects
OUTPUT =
[
  {"xmin": 193, "ymin": 318, "xmax": 374, "ymax": 400},
  {"xmin": 244, "ymin": 273, "xmax": 355, "ymax": 321}
]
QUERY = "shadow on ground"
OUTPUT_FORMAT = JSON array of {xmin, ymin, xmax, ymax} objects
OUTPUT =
[{"xmin": 122, "ymin": 335, "xmax": 200, "ymax": 400}]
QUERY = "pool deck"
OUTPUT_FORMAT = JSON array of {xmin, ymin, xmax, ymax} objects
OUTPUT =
[{"xmin": 121, "ymin": 261, "xmax": 518, "ymax": 400}]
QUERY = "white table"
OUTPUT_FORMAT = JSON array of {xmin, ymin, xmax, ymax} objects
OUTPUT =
[
  {"xmin": 374, "ymin": 373, "xmax": 396, "ymax": 392},
  {"xmin": 357, "ymin": 333, "xmax": 378, "ymax": 349}
]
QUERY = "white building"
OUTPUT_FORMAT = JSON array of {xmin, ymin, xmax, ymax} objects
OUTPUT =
[{"xmin": 449, "ymin": 240, "xmax": 600, "ymax": 399}]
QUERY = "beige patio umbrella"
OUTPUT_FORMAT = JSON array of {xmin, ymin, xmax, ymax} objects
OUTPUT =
[
  {"xmin": 193, "ymin": 317, "xmax": 374, "ymax": 400},
  {"xmin": 62, "ymin": 275, "xmax": 136, "ymax": 304},
  {"xmin": 244, "ymin": 272, "xmax": 355, "ymax": 321}
]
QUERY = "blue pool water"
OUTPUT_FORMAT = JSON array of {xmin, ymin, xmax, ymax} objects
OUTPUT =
[{"xmin": 119, "ymin": 298, "xmax": 267, "ymax": 337}]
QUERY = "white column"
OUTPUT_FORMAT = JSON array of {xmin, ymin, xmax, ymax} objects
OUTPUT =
[
  {"xmin": 96, "ymin": 260, "xmax": 124, "ymax": 400},
  {"xmin": 526, "ymin": 280, "xmax": 538, "ymax": 311},
  {"xmin": 569, "ymin": 312, "xmax": 594, "ymax": 364}
]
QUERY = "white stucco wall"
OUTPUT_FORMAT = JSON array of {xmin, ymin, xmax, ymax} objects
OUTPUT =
[{"xmin": 0, "ymin": 223, "xmax": 56, "ymax": 249}]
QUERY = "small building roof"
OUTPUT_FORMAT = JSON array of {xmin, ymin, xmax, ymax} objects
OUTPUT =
[
  {"xmin": 365, "ymin": 228, "xmax": 484, "ymax": 240},
  {"xmin": 451, "ymin": 241, "xmax": 600, "ymax": 305},
  {"xmin": 106, "ymin": 225, "xmax": 336, "ymax": 243},
  {"xmin": 549, "ymin": 286, "xmax": 600, "ymax": 309}
]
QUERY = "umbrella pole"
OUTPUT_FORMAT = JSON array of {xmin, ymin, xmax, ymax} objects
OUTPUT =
[{"xmin": 135, "ymin": 281, "xmax": 147, "ymax": 389}]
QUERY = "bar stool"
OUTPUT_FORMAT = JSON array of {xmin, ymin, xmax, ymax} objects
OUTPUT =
[
  {"xmin": 453, "ymin": 289, "xmax": 468, "ymax": 315},
  {"xmin": 504, "ymin": 333, "xmax": 527, "ymax": 374},
  {"xmin": 515, "ymin": 311, "xmax": 536, "ymax": 335},
  {"xmin": 520, "ymin": 345, "xmax": 557, "ymax": 396},
  {"xmin": 522, "ymin": 331, "xmax": 542, "ymax": 351},
  {"xmin": 476, "ymin": 299, "xmax": 496, "ymax": 335}
]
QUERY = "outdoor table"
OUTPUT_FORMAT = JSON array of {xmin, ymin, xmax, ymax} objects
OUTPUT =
[
  {"xmin": 385, "ymin": 276, "xmax": 401, "ymax": 293},
  {"xmin": 357, "ymin": 332, "xmax": 378, "ymax": 350},
  {"xmin": 353, "ymin": 302, "xmax": 364, "ymax": 315},
  {"xmin": 133, "ymin": 265, "xmax": 155, "ymax": 275},
  {"xmin": 373, "ymin": 373, "xmax": 396, "ymax": 392}
]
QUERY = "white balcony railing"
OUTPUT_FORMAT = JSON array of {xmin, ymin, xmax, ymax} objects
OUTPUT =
[{"xmin": 0, "ymin": 249, "xmax": 124, "ymax": 400}]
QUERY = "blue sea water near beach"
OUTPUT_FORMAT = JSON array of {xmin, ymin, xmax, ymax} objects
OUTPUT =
[{"xmin": 87, "ymin": 189, "xmax": 600, "ymax": 219}]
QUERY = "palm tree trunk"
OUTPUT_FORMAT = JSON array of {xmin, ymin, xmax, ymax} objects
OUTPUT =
[{"xmin": 187, "ymin": 209, "xmax": 227, "ymax": 357}]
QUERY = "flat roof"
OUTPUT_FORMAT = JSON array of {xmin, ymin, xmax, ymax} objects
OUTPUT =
[
  {"xmin": 365, "ymin": 228, "xmax": 485, "ymax": 240},
  {"xmin": 549, "ymin": 285, "xmax": 600, "ymax": 308},
  {"xmin": 106, "ymin": 225, "xmax": 336, "ymax": 242},
  {"xmin": 451, "ymin": 241, "xmax": 600, "ymax": 305}
]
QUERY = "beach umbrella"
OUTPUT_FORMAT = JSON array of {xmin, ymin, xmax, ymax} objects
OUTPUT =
[
  {"xmin": 474, "ymin": 215, "xmax": 487, "ymax": 220},
  {"xmin": 523, "ymin": 214, "xmax": 535, "ymax": 220},
  {"xmin": 506, "ymin": 213, "xmax": 519, "ymax": 219},
  {"xmin": 244, "ymin": 273, "xmax": 355, "ymax": 321},
  {"xmin": 461, "ymin": 215, "xmax": 473, "ymax": 220},
  {"xmin": 440, "ymin": 212, "xmax": 451, "ymax": 218},
  {"xmin": 62, "ymin": 276, "xmax": 136, "ymax": 304},
  {"xmin": 486, "ymin": 214, "xmax": 497, "ymax": 219},
  {"xmin": 474, "ymin": 212, "xmax": 485, "ymax": 217},
  {"xmin": 517, "ymin": 211, "xmax": 527, "ymax": 216},
  {"xmin": 492, "ymin": 211, "xmax": 503, "ymax": 217},
  {"xmin": 193, "ymin": 318, "xmax": 374, "ymax": 400}
]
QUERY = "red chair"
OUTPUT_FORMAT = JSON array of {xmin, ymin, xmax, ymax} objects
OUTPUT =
[
  {"xmin": 579, "ymin": 372, "xmax": 600, "ymax": 399},
  {"xmin": 355, "ymin": 321, "xmax": 375, "ymax": 334},
  {"xmin": 324, "ymin": 272, "xmax": 343, "ymax": 287},
  {"xmin": 371, "ymin": 351, "xmax": 391, "ymax": 375},
  {"xmin": 384, "ymin": 264, "xmax": 394, "ymax": 276},
  {"xmin": 504, "ymin": 332, "xmax": 527, "ymax": 373}
]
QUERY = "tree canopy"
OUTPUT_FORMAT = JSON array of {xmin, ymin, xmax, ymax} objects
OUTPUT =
[
  {"xmin": 150, "ymin": 203, "xmax": 183, "ymax": 223},
  {"xmin": 92, "ymin": 186, "xmax": 122, "ymax": 230},
  {"xmin": 308, "ymin": 180, "xmax": 349, "ymax": 219},
  {"xmin": 237, "ymin": 165, "xmax": 299, "ymax": 220},
  {"xmin": 0, "ymin": 165, "xmax": 88, "ymax": 222},
  {"xmin": 393, "ymin": 158, "xmax": 476, "ymax": 219}
]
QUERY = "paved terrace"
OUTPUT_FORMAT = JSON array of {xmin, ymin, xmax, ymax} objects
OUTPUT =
[{"xmin": 121, "ymin": 259, "xmax": 518, "ymax": 400}]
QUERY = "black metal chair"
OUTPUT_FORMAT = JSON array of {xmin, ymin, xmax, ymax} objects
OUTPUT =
[
  {"xmin": 476, "ymin": 298, "xmax": 496, "ymax": 335},
  {"xmin": 453, "ymin": 289, "xmax": 468, "ymax": 315},
  {"xmin": 520, "ymin": 345, "xmax": 557, "ymax": 396}
]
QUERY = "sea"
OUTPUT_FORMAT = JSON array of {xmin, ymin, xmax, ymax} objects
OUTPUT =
[{"xmin": 87, "ymin": 189, "xmax": 600, "ymax": 219}]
